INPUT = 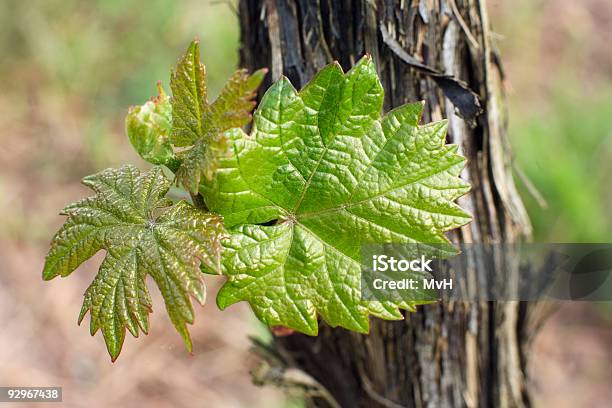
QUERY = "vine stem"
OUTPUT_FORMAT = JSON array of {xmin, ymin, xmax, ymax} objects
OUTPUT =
[{"xmin": 190, "ymin": 193, "xmax": 209, "ymax": 211}]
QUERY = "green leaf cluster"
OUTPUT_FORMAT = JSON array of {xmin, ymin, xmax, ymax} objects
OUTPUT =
[{"xmin": 44, "ymin": 40, "xmax": 471, "ymax": 360}]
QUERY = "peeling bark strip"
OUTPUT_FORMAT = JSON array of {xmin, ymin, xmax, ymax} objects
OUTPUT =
[
  {"xmin": 379, "ymin": 25, "xmax": 482, "ymax": 123},
  {"xmin": 239, "ymin": 1, "xmax": 537, "ymax": 407}
]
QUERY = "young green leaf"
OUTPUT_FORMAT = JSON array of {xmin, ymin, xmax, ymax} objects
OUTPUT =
[
  {"xmin": 201, "ymin": 57, "xmax": 471, "ymax": 335},
  {"xmin": 169, "ymin": 40, "xmax": 207, "ymax": 148},
  {"xmin": 43, "ymin": 165, "xmax": 225, "ymax": 361},
  {"xmin": 170, "ymin": 39, "xmax": 267, "ymax": 193},
  {"xmin": 126, "ymin": 82, "xmax": 180, "ymax": 171}
]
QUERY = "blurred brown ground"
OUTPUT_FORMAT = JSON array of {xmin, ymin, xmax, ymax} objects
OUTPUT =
[{"xmin": 0, "ymin": 0, "xmax": 611, "ymax": 407}]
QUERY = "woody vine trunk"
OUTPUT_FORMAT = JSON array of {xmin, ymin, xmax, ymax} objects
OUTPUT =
[{"xmin": 238, "ymin": 1, "xmax": 539, "ymax": 406}]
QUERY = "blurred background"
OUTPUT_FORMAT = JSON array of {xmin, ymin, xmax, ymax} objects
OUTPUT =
[{"xmin": 0, "ymin": 0, "xmax": 610, "ymax": 406}]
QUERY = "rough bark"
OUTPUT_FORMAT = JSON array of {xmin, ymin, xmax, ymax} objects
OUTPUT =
[{"xmin": 238, "ymin": 1, "xmax": 538, "ymax": 407}]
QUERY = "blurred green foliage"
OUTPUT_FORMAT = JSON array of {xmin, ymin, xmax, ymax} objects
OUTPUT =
[
  {"xmin": 511, "ymin": 86, "xmax": 612, "ymax": 242},
  {"xmin": 0, "ymin": 0, "xmax": 240, "ymax": 169},
  {"xmin": 0, "ymin": 0, "xmax": 239, "ymax": 97},
  {"xmin": 490, "ymin": 0, "xmax": 612, "ymax": 242}
]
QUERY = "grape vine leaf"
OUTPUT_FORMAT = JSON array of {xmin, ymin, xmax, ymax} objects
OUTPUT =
[
  {"xmin": 43, "ymin": 165, "xmax": 225, "ymax": 360},
  {"xmin": 201, "ymin": 56, "xmax": 471, "ymax": 335},
  {"xmin": 170, "ymin": 40, "xmax": 267, "ymax": 193},
  {"xmin": 126, "ymin": 82, "xmax": 180, "ymax": 171}
]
